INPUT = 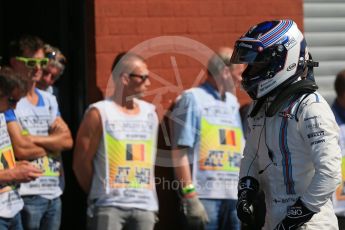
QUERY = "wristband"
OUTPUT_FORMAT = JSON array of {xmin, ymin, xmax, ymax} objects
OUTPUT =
[
  {"xmin": 182, "ymin": 184, "xmax": 196, "ymax": 195},
  {"xmin": 21, "ymin": 130, "xmax": 29, "ymax": 136}
]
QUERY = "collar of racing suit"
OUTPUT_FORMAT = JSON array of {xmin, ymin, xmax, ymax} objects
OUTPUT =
[{"xmin": 249, "ymin": 79, "xmax": 318, "ymax": 118}]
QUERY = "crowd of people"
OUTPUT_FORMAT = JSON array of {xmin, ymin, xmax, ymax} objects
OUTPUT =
[{"xmin": 0, "ymin": 18, "xmax": 344, "ymax": 230}]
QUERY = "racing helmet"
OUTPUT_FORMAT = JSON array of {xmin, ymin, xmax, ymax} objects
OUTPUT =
[{"xmin": 230, "ymin": 20, "xmax": 310, "ymax": 99}]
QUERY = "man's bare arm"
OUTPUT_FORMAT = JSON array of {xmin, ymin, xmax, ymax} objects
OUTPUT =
[
  {"xmin": 0, "ymin": 161, "xmax": 43, "ymax": 184},
  {"xmin": 29, "ymin": 117, "xmax": 73, "ymax": 152},
  {"xmin": 7, "ymin": 121, "xmax": 46, "ymax": 160},
  {"xmin": 73, "ymin": 108, "xmax": 102, "ymax": 193},
  {"xmin": 172, "ymin": 147, "xmax": 194, "ymax": 188}
]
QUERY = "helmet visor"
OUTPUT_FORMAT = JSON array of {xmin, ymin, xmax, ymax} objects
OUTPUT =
[
  {"xmin": 230, "ymin": 41, "xmax": 271, "ymax": 64},
  {"xmin": 244, "ymin": 62, "xmax": 270, "ymax": 77}
]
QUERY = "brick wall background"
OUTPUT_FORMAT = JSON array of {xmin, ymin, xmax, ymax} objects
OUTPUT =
[
  {"xmin": 90, "ymin": 0, "xmax": 303, "ymax": 112},
  {"xmin": 87, "ymin": 1, "xmax": 303, "ymax": 229}
]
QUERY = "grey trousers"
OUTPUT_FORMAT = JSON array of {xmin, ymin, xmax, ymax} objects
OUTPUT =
[{"xmin": 87, "ymin": 206, "xmax": 157, "ymax": 230}]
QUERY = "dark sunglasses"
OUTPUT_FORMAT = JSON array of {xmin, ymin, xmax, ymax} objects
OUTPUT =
[
  {"xmin": 45, "ymin": 51, "xmax": 66, "ymax": 65},
  {"xmin": 15, "ymin": 57, "xmax": 49, "ymax": 69},
  {"xmin": 129, "ymin": 73, "xmax": 149, "ymax": 81}
]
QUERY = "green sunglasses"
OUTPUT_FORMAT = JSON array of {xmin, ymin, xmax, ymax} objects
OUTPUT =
[{"xmin": 15, "ymin": 57, "xmax": 49, "ymax": 69}]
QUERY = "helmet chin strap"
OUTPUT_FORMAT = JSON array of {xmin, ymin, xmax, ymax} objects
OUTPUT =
[
  {"xmin": 249, "ymin": 77, "xmax": 318, "ymax": 117},
  {"xmin": 265, "ymin": 79, "xmax": 318, "ymax": 117}
]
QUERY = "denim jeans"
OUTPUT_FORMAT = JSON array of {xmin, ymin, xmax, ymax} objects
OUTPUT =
[
  {"xmin": 21, "ymin": 196, "xmax": 61, "ymax": 230},
  {"xmin": 200, "ymin": 199, "xmax": 240, "ymax": 230},
  {"xmin": 0, "ymin": 213, "xmax": 23, "ymax": 230},
  {"xmin": 87, "ymin": 206, "xmax": 157, "ymax": 230}
]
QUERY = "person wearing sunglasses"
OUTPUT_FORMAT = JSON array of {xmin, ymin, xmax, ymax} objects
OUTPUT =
[
  {"xmin": 0, "ymin": 67, "xmax": 43, "ymax": 230},
  {"xmin": 9, "ymin": 37, "xmax": 48, "ymax": 84},
  {"xmin": 36, "ymin": 44, "xmax": 66, "ymax": 98},
  {"xmin": 8, "ymin": 35, "xmax": 73, "ymax": 230},
  {"xmin": 74, "ymin": 52, "xmax": 158, "ymax": 230}
]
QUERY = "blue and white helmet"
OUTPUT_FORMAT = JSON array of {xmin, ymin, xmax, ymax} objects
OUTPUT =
[{"xmin": 230, "ymin": 20, "xmax": 311, "ymax": 99}]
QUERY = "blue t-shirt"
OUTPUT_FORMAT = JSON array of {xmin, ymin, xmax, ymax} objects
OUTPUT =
[
  {"xmin": 4, "ymin": 109, "xmax": 16, "ymax": 123},
  {"xmin": 332, "ymin": 100, "xmax": 345, "ymax": 126}
]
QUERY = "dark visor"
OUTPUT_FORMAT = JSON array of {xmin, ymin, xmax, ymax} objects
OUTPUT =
[{"xmin": 230, "ymin": 41, "xmax": 270, "ymax": 64}]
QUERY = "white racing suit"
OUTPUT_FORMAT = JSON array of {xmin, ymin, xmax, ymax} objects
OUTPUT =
[{"xmin": 240, "ymin": 92, "xmax": 342, "ymax": 229}]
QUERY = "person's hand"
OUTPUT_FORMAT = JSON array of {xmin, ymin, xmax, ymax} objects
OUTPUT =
[
  {"xmin": 182, "ymin": 195, "xmax": 209, "ymax": 229},
  {"xmin": 237, "ymin": 176, "xmax": 259, "ymax": 225},
  {"xmin": 274, "ymin": 198, "xmax": 315, "ymax": 230},
  {"xmin": 9, "ymin": 161, "xmax": 43, "ymax": 183}
]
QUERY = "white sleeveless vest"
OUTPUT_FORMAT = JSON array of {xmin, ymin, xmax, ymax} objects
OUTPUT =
[{"xmin": 88, "ymin": 99, "xmax": 159, "ymax": 212}]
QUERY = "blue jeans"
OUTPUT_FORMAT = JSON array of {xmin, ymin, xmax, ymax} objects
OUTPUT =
[
  {"xmin": 0, "ymin": 213, "xmax": 23, "ymax": 230},
  {"xmin": 21, "ymin": 196, "xmax": 61, "ymax": 230},
  {"xmin": 200, "ymin": 199, "xmax": 240, "ymax": 230}
]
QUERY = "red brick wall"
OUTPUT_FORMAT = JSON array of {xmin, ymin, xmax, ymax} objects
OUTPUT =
[{"xmin": 90, "ymin": 0, "xmax": 303, "ymax": 111}]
